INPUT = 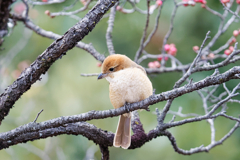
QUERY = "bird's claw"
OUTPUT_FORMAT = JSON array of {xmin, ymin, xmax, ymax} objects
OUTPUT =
[
  {"xmin": 124, "ymin": 102, "xmax": 131, "ymax": 112},
  {"xmin": 145, "ymin": 107, "xmax": 150, "ymax": 112}
]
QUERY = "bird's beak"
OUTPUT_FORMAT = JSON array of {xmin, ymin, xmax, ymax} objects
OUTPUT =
[{"xmin": 97, "ymin": 73, "xmax": 107, "ymax": 80}]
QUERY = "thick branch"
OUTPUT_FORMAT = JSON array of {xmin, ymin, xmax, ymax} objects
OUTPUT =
[
  {"xmin": 0, "ymin": 122, "xmax": 114, "ymax": 150},
  {"xmin": 10, "ymin": 13, "xmax": 105, "ymax": 62},
  {"xmin": 99, "ymin": 145, "xmax": 110, "ymax": 160},
  {"xmin": 0, "ymin": 66, "xmax": 239, "ymax": 149},
  {"xmin": 0, "ymin": 0, "xmax": 117, "ymax": 123}
]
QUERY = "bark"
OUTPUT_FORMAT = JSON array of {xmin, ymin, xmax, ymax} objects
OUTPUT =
[{"xmin": 0, "ymin": 0, "xmax": 15, "ymax": 46}]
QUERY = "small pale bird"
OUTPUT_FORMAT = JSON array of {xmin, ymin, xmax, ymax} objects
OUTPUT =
[{"xmin": 97, "ymin": 54, "xmax": 153, "ymax": 149}]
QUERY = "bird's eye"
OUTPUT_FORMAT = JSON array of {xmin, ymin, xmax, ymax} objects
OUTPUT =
[{"xmin": 109, "ymin": 68, "xmax": 114, "ymax": 71}]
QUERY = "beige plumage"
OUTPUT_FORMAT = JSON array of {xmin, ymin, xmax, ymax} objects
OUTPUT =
[{"xmin": 98, "ymin": 54, "xmax": 153, "ymax": 149}]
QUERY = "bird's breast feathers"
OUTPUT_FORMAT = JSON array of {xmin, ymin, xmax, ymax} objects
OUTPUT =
[{"xmin": 107, "ymin": 67, "xmax": 152, "ymax": 105}]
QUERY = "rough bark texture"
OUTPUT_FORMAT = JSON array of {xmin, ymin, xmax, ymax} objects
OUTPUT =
[
  {"xmin": 0, "ymin": 0, "xmax": 118, "ymax": 123},
  {"xmin": 0, "ymin": 0, "xmax": 15, "ymax": 46},
  {"xmin": 0, "ymin": 122, "xmax": 114, "ymax": 150},
  {"xmin": 100, "ymin": 145, "xmax": 110, "ymax": 160}
]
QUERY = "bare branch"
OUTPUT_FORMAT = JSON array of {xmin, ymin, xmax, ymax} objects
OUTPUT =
[
  {"xmin": 162, "ymin": 121, "xmax": 239, "ymax": 155},
  {"xmin": 143, "ymin": 3, "xmax": 163, "ymax": 47},
  {"xmin": 161, "ymin": 0, "xmax": 178, "ymax": 66},
  {"xmin": 220, "ymin": 1, "xmax": 240, "ymax": 19},
  {"xmin": 0, "ymin": 0, "xmax": 117, "ymax": 123},
  {"xmin": 174, "ymin": 31, "xmax": 211, "ymax": 88},
  {"xmin": 99, "ymin": 145, "xmax": 109, "ymax": 160},
  {"xmin": 50, "ymin": 0, "xmax": 92, "ymax": 17},
  {"xmin": 0, "ymin": 66, "xmax": 239, "ymax": 149},
  {"xmin": 205, "ymin": 5, "xmax": 223, "ymax": 19},
  {"xmin": 168, "ymin": 107, "xmax": 200, "ymax": 118},
  {"xmin": 10, "ymin": 13, "xmax": 105, "ymax": 62},
  {"xmin": 28, "ymin": 0, "xmax": 65, "ymax": 5},
  {"xmin": 81, "ymin": 73, "xmax": 100, "ymax": 77},
  {"xmin": 106, "ymin": 4, "xmax": 117, "ymax": 55},
  {"xmin": 134, "ymin": 0, "xmax": 150, "ymax": 62}
]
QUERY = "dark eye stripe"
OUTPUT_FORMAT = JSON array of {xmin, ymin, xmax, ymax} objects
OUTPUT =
[{"xmin": 109, "ymin": 68, "xmax": 114, "ymax": 71}]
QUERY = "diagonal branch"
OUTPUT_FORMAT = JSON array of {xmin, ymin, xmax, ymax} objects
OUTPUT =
[
  {"xmin": 134, "ymin": 0, "xmax": 150, "ymax": 62},
  {"xmin": 174, "ymin": 31, "xmax": 211, "ymax": 88},
  {"xmin": 0, "ymin": 0, "xmax": 118, "ymax": 124},
  {"xmin": 99, "ymin": 145, "xmax": 109, "ymax": 160},
  {"xmin": 10, "ymin": 13, "xmax": 105, "ymax": 62}
]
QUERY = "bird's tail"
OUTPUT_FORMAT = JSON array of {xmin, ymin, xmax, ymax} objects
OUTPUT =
[{"xmin": 113, "ymin": 113, "xmax": 131, "ymax": 149}]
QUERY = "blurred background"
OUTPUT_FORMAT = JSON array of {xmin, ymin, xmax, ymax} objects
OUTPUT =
[{"xmin": 0, "ymin": 0, "xmax": 240, "ymax": 159}]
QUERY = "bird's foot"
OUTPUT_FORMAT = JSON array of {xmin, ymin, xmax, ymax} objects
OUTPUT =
[
  {"xmin": 124, "ymin": 102, "xmax": 131, "ymax": 113},
  {"xmin": 145, "ymin": 107, "xmax": 150, "ymax": 112}
]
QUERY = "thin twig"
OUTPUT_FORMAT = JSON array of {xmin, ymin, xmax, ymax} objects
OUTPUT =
[
  {"xmin": 174, "ymin": 31, "xmax": 211, "ymax": 88},
  {"xmin": 220, "ymin": 1, "xmax": 240, "ymax": 19},
  {"xmin": 161, "ymin": 0, "xmax": 178, "ymax": 66},
  {"xmin": 106, "ymin": 4, "xmax": 117, "ymax": 55},
  {"xmin": 134, "ymin": 0, "xmax": 150, "ymax": 62},
  {"xmin": 50, "ymin": 0, "xmax": 92, "ymax": 17},
  {"xmin": 81, "ymin": 73, "xmax": 99, "ymax": 77},
  {"xmin": 33, "ymin": 109, "xmax": 44, "ymax": 123}
]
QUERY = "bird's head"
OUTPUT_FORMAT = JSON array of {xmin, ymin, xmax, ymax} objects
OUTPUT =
[{"xmin": 97, "ymin": 54, "xmax": 134, "ymax": 80}]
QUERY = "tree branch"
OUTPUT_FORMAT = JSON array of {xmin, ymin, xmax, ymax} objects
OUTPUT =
[
  {"xmin": 0, "ymin": 0, "xmax": 118, "ymax": 123},
  {"xmin": 99, "ymin": 145, "xmax": 109, "ymax": 160},
  {"xmin": 10, "ymin": 13, "xmax": 105, "ymax": 62},
  {"xmin": 0, "ymin": 66, "xmax": 239, "ymax": 149}
]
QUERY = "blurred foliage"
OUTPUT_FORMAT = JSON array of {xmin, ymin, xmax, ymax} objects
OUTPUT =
[{"xmin": 0, "ymin": 0, "xmax": 240, "ymax": 159}]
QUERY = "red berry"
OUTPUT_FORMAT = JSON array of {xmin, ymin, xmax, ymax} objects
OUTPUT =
[
  {"xmin": 42, "ymin": 0, "xmax": 48, "ymax": 2},
  {"xmin": 237, "ymin": 0, "xmax": 240, "ymax": 4},
  {"xmin": 97, "ymin": 62, "xmax": 102, "ymax": 67},
  {"xmin": 164, "ymin": 44, "xmax": 170, "ymax": 52},
  {"xmin": 148, "ymin": 62, "xmax": 155, "ymax": 68},
  {"xmin": 221, "ymin": 0, "xmax": 230, "ymax": 3},
  {"xmin": 153, "ymin": 61, "xmax": 161, "ymax": 68},
  {"xmin": 200, "ymin": 0, "xmax": 206, "ymax": 4},
  {"xmin": 157, "ymin": 56, "xmax": 168, "ymax": 61},
  {"xmin": 169, "ymin": 43, "xmax": 176, "ymax": 47},
  {"xmin": 224, "ymin": 49, "xmax": 231, "ymax": 55},
  {"xmin": 193, "ymin": 46, "xmax": 199, "ymax": 52},
  {"xmin": 183, "ymin": 0, "xmax": 189, "ymax": 6},
  {"xmin": 233, "ymin": 30, "xmax": 239, "ymax": 37},
  {"xmin": 201, "ymin": 4, "xmax": 206, "ymax": 8},
  {"xmin": 116, "ymin": 6, "xmax": 122, "ymax": 11},
  {"xmin": 156, "ymin": 0, "xmax": 163, "ymax": 6},
  {"xmin": 208, "ymin": 53, "xmax": 215, "ymax": 58},
  {"xmin": 157, "ymin": 56, "xmax": 162, "ymax": 61},
  {"xmin": 230, "ymin": 38, "xmax": 237, "ymax": 45},
  {"xmin": 45, "ymin": 10, "xmax": 50, "ymax": 16},
  {"xmin": 229, "ymin": 46, "xmax": 234, "ymax": 52},
  {"xmin": 168, "ymin": 47, "xmax": 177, "ymax": 56}
]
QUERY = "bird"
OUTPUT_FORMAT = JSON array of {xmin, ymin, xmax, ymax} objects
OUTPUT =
[{"xmin": 97, "ymin": 54, "xmax": 153, "ymax": 149}]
